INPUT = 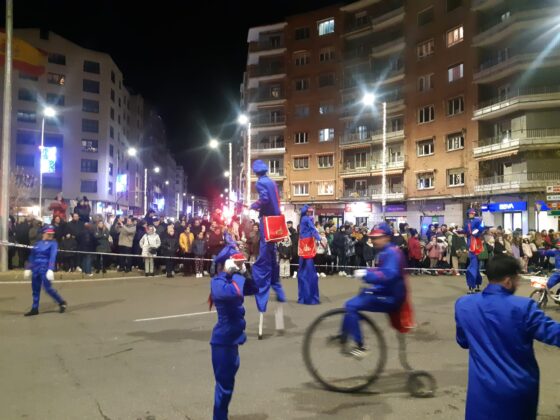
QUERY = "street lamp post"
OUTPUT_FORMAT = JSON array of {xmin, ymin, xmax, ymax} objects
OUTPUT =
[
  {"xmin": 362, "ymin": 94, "xmax": 387, "ymax": 221},
  {"xmin": 38, "ymin": 107, "xmax": 56, "ymax": 219},
  {"xmin": 191, "ymin": 195, "xmax": 195, "ymax": 219},
  {"xmin": 210, "ymin": 138, "xmax": 233, "ymax": 209},
  {"xmin": 143, "ymin": 166, "xmax": 160, "ymax": 215},
  {"xmin": 238, "ymin": 115, "xmax": 251, "ymax": 205}
]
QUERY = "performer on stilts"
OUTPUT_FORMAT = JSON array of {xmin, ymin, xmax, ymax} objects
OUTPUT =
[
  {"xmin": 297, "ymin": 205, "xmax": 326, "ymax": 305},
  {"xmin": 464, "ymin": 208, "xmax": 484, "ymax": 294},
  {"xmin": 250, "ymin": 160, "xmax": 286, "ymax": 339}
]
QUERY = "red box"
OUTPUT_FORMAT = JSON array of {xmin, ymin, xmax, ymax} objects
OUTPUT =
[
  {"xmin": 263, "ymin": 215, "xmax": 289, "ymax": 243},
  {"xmin": 298, "ymin": 237, "xmax": 317, "ymax": 259}
]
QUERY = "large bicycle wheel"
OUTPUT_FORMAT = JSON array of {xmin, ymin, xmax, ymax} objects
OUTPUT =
[
  {"xmin": 530, "ymin": 289, "xmax": 547, "ymax": 309},
  {"xmin": 302, "ymin": 308, "xmax": 387, "ymax": 393}
]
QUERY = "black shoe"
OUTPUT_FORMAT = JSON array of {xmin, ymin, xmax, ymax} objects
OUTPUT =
[
  {"xmin": 24, "ymin": 308, "xmax": 39, "ymax": 317},
  {"xmin": 474, "ymin": 286, "xmax": 481, "ymax": 293},
  {"xmin": 59, "ymin": 301, "xmax": 67, "ymax": 313},
  {"xmin": 95, "ymin": 269, "xmax": 100, "ymax": 274},
  {"xmin": 102, "ymin": 269, "xmax": 107, "ymax": 274},
  {"xmin": 145, "ymin": 273, "xmax": 149, "ymax": 277},
  {"xmin": 166, "ymin": 273, "xmax": 173, "ymax": 278},
  {"xmin": 467, "ymin": 288, "xmax": 474, "ymax": 295}
]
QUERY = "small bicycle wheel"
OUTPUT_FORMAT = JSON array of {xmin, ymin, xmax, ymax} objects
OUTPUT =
[
  {"xmin": 407, "ymin": 371, "xmax": 437, "ymax": 398},
  {"xmin": 302, "ymin": 308, "xmax": 387, "ymax": 393},
  {"xmin": 530, "ymin": 289, "xmax": 547, "ymax": 309}
]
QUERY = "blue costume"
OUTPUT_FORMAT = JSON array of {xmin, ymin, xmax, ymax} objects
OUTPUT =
[
  {"xmin": 297, "ymin": 205, "xmax": 321, "ymax": 305},
  {"xmin": 540, "ymin": 248, "xmax": 560, "ymax": 290},
  {"xmin": 214, "ymin": 232, "xmax": 239, "ymax": 266},
  {"xmin": 341, "ymin": 225, "xmax": 406, "ymax": 346},
  {"xmin": 464, "ymin": 209, "xmax": 484, "ymax": 291},
  {"xmin": 250, "ymin": 160, "xmax": 286, "ymax": 313},
  {"xmin": 210, "ymin": 269, "xmax": 257, "ymax": 420},
  {"xmin": 27, "ymin": 238, "xmax": 65, "ymax": 312},
  {"xmin": 455, "ymin": 284, "xmax": 560, "ymax": 420}
]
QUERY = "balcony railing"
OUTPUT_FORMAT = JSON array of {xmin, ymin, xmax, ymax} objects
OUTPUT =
[
  {"xmin": 341, "ymin": 157, "xmax": 404, "ymax": 173},
  {"xmin": 251, "ymin": 140, "xmax": 286, "ymax": 155},
  {"xmin": 248, "ymin": 89, "xmax": 285, "ymax": 103},
  {"xmin": 341, "ymin": 161, "xmax": 371, "ymax": 174},
  {"xmin": 249, "ymin": 40, "xmax": 285, "ymax": 53},
  {"xmin": 340, "ymin": 128, "xmax": 405, "ymax": 145},
  {"xmin": 370, "ymin": 37, "xmax": 404, "ymax": 57},
  {"xmin": 475, "ymin": 52, "xmax": 560, "ymax": 81},
  {"xmin": 370, "ymin": 5, "xmax": 405, "ymax": 28},
  {"xmin": 249, "ymin": 64, "xmax": 286, "ymax": 78},
  {"xmin": 475, "ymin": 171, "xmax": 560, "ymax": 192},
  {"xmin": 474, "ymin": 85, "xmax": 560, "ymax": 115},
  {"xmin": 343, "ymin": 185, "xmax": 404, "ymax": 199},
  {"xmin": 477, "ymin": 128, "xmax": 560, "ymax": 147},
  {"xmin": 252, "ymin": 114, "xmax": 286, "ymax": 127},
  {"xmin": 371, "ymin": 157, "xmax": 405, "ymax": 171}
]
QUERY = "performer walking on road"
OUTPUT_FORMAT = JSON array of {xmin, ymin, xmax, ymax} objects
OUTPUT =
[{"xmin": 297, "ymin": 205, "xmax": 325, "ymax": 305}]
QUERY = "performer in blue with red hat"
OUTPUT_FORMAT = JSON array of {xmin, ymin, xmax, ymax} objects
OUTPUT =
[
  {"xmin": 464, "ymin": 208, "xmax": 485, "ymax": 294},
  {"xmin": 339, "ymin": 222, "xmax": 408, "ymax": 357},
  {"xmin": 539, "ymin": 239, "xmax": 560, "ymax": 295},
  {"xmin": 250, "ymin": 159, "xmax": 286, "ymax": 338},
  {"xmin": 297, "ymin": 204, "xmax": 326, "ymax": 304},
  {"xmin": 209, "ymin": 252, "xmax": 257, "ymax": 420},
  {"xmin": 23, "ymin": 224, "xmax": 67, "ymax": 316}
]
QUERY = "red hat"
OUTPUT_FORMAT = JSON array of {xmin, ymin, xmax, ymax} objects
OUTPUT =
[
  {"xmin": 231, "ymin": 253, "xmax": 246, "ymax": 261},
  {"xmin": 368, "ymin": 222, "xmax": 392, "ymax": 237}
]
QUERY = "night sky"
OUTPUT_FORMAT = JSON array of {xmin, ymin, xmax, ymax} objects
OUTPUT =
[{"xmin": 5, "ymin": 0, "xmax": 350, "ymax": 195}]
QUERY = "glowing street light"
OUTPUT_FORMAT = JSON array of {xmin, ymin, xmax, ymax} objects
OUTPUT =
[
  {"xmin": 154, "ymin": 166, "xmax": 160, "ymax": 174},
  {"xmin": 38, "ymin": 106, "xmax": 57, "ymax": 218},
  {"xmin": 165, "ymin": 180, "xmax": 169, "ymax": 186},
  {"xmin": 127, "ymin": 147, "xmax": 137, "ymax": 157},
  {"xmin": 224, "ymin": 171, "xmax": 230, "ymax": 178},
  {"xmin": 209, "ymin": 138, "xmax": 219, "ymax": 149},
  {"xmin": 238, "ymin": 114, "xmax": 251, "ymax": 205}
]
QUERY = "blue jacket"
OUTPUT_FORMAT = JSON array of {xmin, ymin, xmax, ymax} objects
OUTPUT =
[
  {"xmin": 463, "ymin": 217, "xmax": 483, "ymax": 246},
  {"xmin": 210, "ymin": 272, "xmax": 258, "ymax": 346},
  {"xmin": 455, "ymin": 284, "xmax": 560, "ymax": 420},
  {"xmin": 363, "ymin": 243, "xmax": 406, "ymax": 302},
  {"xmin": 541, "ymin": 249, "xmax": 560, "ymax": 270},
  {"xmin": 250, "ymin": 175, "xmax": 281, "ymax": 218},
  {"xmin": 299, "ymin": 205, "xmax": 321, "ymax": 241},
  {"xmin": 27, "ymin": 240, "xmax": 58, "ymax": 271}
]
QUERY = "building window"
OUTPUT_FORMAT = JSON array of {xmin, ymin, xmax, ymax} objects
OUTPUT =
[
  {"xmin": 319, "ymin": 102, "xmax": 334, "ymax": 115},
  {"xmin": 318, "ymin": 155, "xmax": 334, "ymax": 168},
  {"xmin": 293, "ymin": 156, "xmax": 309, "ymax": 170},
  {"xmin": 44, "ymin": 134, "xmax": 63, "ymax": 148},
  {"xmin": 46, "ymin": 93, "xmax": 65, "ymax": 106},
  {"xmin": 318, "ymin": 181, "xmax": 334, "ymax": 195},
  {"xmin": 48, "ymin": 53, "xmax": 66, "ymax": 65},
  {"xmin": 80, "ymin": 159, "xmax": 98, "ymax": 173},
  {"xmin": 15, "ymin": 154, "xmax": 34, "ymax": 167},
  {"xmin": 318, "ymin": 19, "xmax": 335, "ymax": 36},
  {"xmin": 45, "ymin": 115, "xmax": 63, "ymax": 126},
  {"xmin": 110, "ymin": 126, "xmax": 114, "ymax": 138},
  {"xmin": 294, "ymin": 105, "xmax": 310, "ymax": 118},
  {"xmin": 110, "ymin": 89, "xmax": 115, "ymax": 102},
  {"xmin": 83, "ymin": 79, "xmax": 100, "ymax": 94},
  {"xmin": 319, "ymin": 47, "xmax": 335, "ymax": 62},
  {"xmin": 17, "ymin": 110, "xmax": 36, "ymax": 123},
  {"xmin": 446, "ymin": 26, "xmax": 464, "ymax": 47},
  {"xmin": 19, "ymin": 72, "xmax": 38, "ymax": 81},
  {"xmin": 448, "ymin": 63, "xmax": 464, "ymax": 82},
  {"xmin": 108, "ymin": 181, "xmax": 113, "ymax": 195},
  {"xmin": 108, "ymin": 162, "xmax": 113, "ymax": 176},
  {"xmin": 110, "ymin": 108, "xmax": 115, "ymax": 120},
  {"xmin": 293, "ymin": 183, "xmax": 309, "ymax": 196},
  {"xmin": 111, "ymin": 70, "xmax": 115, "ymax": 83},
  {"xmin": 446, "ymin": 0, "xmax": 462, "ymax": 12},
  {"xmin": 447, "ymin": 96, "xmax": 464, "ymax": 116},
  {"xmin": 82, "ymin": 119, "xmax": 99, "ymax": 133},
  {"xmin": 83, "ymin": 60, "xmax": 100, "ymax": 74},
  {"xmin": 318, "ymin": 73, "xmax": 335, "ymax": 87},
  {"xmin": 417, "ymin": 139, "xmax": 434, "ymax": 156},
  {"xmin": 295, "ymin": 27, "xmax": 310, "ymax": 40},
  {"xmin": 17, "ymin": 88, "xmax": 36, "ymax": 102},
  {"xmin": 418, "ymin": 74, "xmax": 434, "ymax": 92},
  {"xmin": 118, "ymin": 98, "xmax": 121, "ymax": 108},
  {"xmin": 417, "ymin": 173, "xmax": 434, "ymax": 190},
  {"xmin": 417, "ymin": 7, "xmax": 434, "ymax": 26},
  {"xmin": 294, "ymin": 52, "xmax": 310, "ymax": 66},
  {"xmin": 319, "ymin": 128, "xmax": 334, "ymax": 142},
  {"xmin": 16, "ymin": 130, "xmax": 37, "ymax": 145},
  {"xmin": 295, "ymin": 79, "xmax": 309, "ymax": 91},
  {"xmin": 447, "ymin": 132, "xmax": 465, "ymax": 151},
  {"xmin": 448, "ymin": 169, "xmax": 465, "ymax": 186},
  {"xmin": 43, "ymin": 176, "xmax": 62, "ymax": 190},
  {"xmin": 109, "ymin": 144, "xmax": 114, "ymax": 157},
  {"xmin": 47, "ymin": 72, "xmax": 65, "ymax": 85},
  {"xmin": 417, "ymin": 39, "xmax": 434, "ymax": 59},
  {"xmin": 80, "ymin": 180, "xmax": 97, "ymax": 193},
  {"xmin": 295, "ymin": 132, "xmax": 308, "ymax": 144},
  {"xmin": 418, "ymin": 105, "xmax": 435, "ymax": 124},
  {"xmin": 82, "ymin": 99, "xmax": 99, "ymax": 113},
  {"xmin": 118, "ymin": 115, "xmax": 121, "ymax": 124},
  {"xmin": 81, "ymin": 139, "xmax": 98, "ymax": 153}
]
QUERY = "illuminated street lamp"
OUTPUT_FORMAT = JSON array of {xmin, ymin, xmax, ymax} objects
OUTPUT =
[
  {"xmin": 127, "ymin": 147, "xmax": 137, "ymax": 157},
  {"xmin": 165, "ymin": 180, "xmax": 169, "ymax": 186},
  {"xmin": 143, "ymin": 166, "xmax": 161, "ymax": 215},
  {"xmin": 38, "ymin": 106, "xmax": 56, "ymax": 219},
  {"xmin": 224, "ymin": 171, "xmax": 230, "ymax": 178}
]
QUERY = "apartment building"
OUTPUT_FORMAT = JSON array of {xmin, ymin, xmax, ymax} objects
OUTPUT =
[{"xmin": 241, "ymin": 0, "xmax": 560, "ymax": 231}]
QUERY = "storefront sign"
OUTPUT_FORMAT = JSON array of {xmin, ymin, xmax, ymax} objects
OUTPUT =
[
  {"xmin": 344, "ymin": 202, "xmax": 372, "ymax": 213},
  {"xmin": 481, "ymin": 201, "xmax": 527, "ymax": 212},
  {"xmin": 316, "ymin": 207, "xmax": 343, "ymax": 215},
  {"xmin": 385, "ymin": 204, "xmax": 407, "ymax": 212},
  {"xmin": 546, "ymin": 195, "xmax": 560, "ymax": 201},
  {"xmin": 546, "ymin": 185, "xmax": 560, "ymax": 193}
]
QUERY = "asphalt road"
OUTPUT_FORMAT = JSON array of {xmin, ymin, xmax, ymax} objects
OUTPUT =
[{"xmin": 1, "ymin": 271, "xmax": 559, "ymax": 420}]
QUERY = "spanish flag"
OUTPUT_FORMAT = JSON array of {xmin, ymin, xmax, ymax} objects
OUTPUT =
[{"xmin": 0, "ymin": 32, "xmax": 46, "ymax": 76}]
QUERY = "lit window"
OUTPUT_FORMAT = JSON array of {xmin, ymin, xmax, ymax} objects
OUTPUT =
[
  {"xmin": 81, "ymin": 139, "xmax": 98, "ymax": 153},
  {"xmin": 319, "ymin": 102, "xmax": 334, "ymax": 115},
  {"xmin": 446, "ymin": 26, "xmax": 464, "ymax": 47},
  {"xmin": 448, "ymin": 63, "xmax": 464, "ymax": 82},
  {"xmin": 318, "ymin": 19, "xmax": 335, "ymax": 36},
  {"xmin": 319, "ymin": 128, "xmax": 334, "ymax": 142}
]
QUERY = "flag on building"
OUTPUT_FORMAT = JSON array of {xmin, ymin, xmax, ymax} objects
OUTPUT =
[{"xmin": 0, "ymin": 32, "xmax": 46, "ymax": 76}]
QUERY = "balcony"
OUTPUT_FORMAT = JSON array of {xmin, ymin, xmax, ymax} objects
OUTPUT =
[
  {"xmin": 473, "ymin": 7, "xmax": 557, "ymax": 47},
  {"xmin": 373, "ymin": 65, "xmax": 404, "ymax": 85},
  {"xmin": 473, "ymin": 86, "xmax": 560, "ymax": 120},
  {"xmin": 248, "ymin": 64, "xmax": 286, "ymax": 79},
  {"xmin": 371, "ymin": 156, "xmax": 405, "ymax": 173},
  {"xmin": 343, "ymin": 185, "xmax": 404, "ymax": 201},
  {"xmin": 340, "ymin": 161, "xmax": 371, "ymax": 176},
  {"xmin": 474, "ymin": 128, "xmax": 560, "ymax": 159},
  {"xmin": 370, "ymin": 37, "xmax": 405, "ymax": 58},
  {"xmin": 371, "ymin": 6, "xmax": 405, "ymax": 32},
  {"xmin": 252, "ymin": 114, "xmax": 286, "ymax": 128},
  {"xmin": 248, "ymin": 40, "xmax": 285, "ymax": 53},
  {"xmin": 474, "ymin": 52, "xmax": 560, "ymax": 84},
  {"xmin": 250, "ymin": 167, "xmax": 285, "ymax": 181},
  {"xmin": 340, "ymin": 157, "xmax": 404, "ymax": 177},
  {"xmin": 475, "ymin": 171, "xmax": 560, "ymax": 193},
  {"xmin": 251, "ymin": 139, "xmax": 286, "ymax": 156},
  {"xmin": 471, "ymin": 0, "xmax": 504, "ymax": 11},
  {"xmin": 248, "ymin": 88, "xmax": 285, "ymax": 104}
]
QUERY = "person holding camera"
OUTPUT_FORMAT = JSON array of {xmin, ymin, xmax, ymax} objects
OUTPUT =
[{"xmin": 140, "ymin": 225, "xmax": 160, "ymax": 276}]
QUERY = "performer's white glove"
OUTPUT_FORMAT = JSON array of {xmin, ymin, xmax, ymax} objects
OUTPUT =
[
  {"xmin": 224, "ymin": 259, "xmax": 239, "ymax": 274},
  {"xmin": 240, "ymin": 263, "xmax": 247, "ymax": 274},
  {"xmin": 353, "ymin": 269, "xmax": 368, "ymax": 279},
  {"xmin": 46, "ymin": 270, "xmax": 54, "ymax": 281},
  {"xmin": 472, "ymin": 229, "xmax": 479, "ymax": 235},
  {"xmin": 23, "ymin": 270, "xmax": 31, "ymax": 279}
]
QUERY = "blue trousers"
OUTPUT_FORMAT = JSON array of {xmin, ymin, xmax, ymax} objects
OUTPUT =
[
  {"xmin": 341, "ymin": 292, "xmax": 400, "ymax": 346},
  {"xmin": 211, "ymin": 344, "xmax": 239, "ymax": 420},
  {"xmin": 252, "ymin": 223, "xmax": 285, "ymax": 313},
  {"xmin": 466, "ymin": 252, "xmax": 482, "ymax": 289},
  {"xmin": 31, "ymin": 268, "xmax": 64, "ymax": 310},
  {"xmin": 546, "ymin": 271, "xmax": 560, "ymax": 290},
  {"xmin": 297, "ymin": 257, "xmax": 320, "ymax": 305}
]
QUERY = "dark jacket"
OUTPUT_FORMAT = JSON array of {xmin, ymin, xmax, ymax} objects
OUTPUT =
[
  {"xmin": 94, "ymin": 227, "xmax": 112, "ymax": 253},
  {"xmin": 192, "ymin": 238, "xmax": 207, "ymax": 257},
  {"xmin": 363, "ymin": 243, "xmax": 375, "ymax": 262},
  {"xmin": 160, "ymin": 232, "xmax": 179, "ymax": 257}
]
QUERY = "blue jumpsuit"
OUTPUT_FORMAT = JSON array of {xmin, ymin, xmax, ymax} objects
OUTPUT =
[
  {"xmin": 464, "ymin": 216, "xmax": 483, "ymax": 289},
  {"xmin": 540, "ymin": 249, "xmax": 560, "ymax": 290},
  {"xmin": 213, "ymin": 232, "xmax": 240, "ymax": 267},
  {"xmin": 341, "ymin": 243, "xmax": 406, "ymax": 346},
  {"xmin": 210, "ymin": 271, "xmax": 257, "ymax": 420},
  {"xmin": 455, "ymin": 284, "xmax": 560, "ymax": 420},
  {"xmin": 28, "ymin": 240, "xmax": 64, "ymax": 310},
  {"xmin": 250, "ymin": 162, "xmax": 285, "ymax": 313},
  {"xmin": 297, "ymin": 205, "xmax": 321, "ymax": 305}
]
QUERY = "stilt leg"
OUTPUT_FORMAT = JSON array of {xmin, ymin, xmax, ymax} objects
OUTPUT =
[
  {"xmin": 258, "ymin": 312, "xmax": 264, "ymax": 340},
  {"xmin": 275, "ymin": 303, "xmax": 284, "ymax": 333}
]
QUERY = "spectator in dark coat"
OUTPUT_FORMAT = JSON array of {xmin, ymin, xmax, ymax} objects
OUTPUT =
[
  {"xmin": 161, "ymin": 224, "xmax": 179, "ymax": 278},
  {"xmin": 15, "ymin": 215, "xmax": 33, "ymax": 268},
  {"xmin": 74, "ymin": 196, "xmax": 91, "ymax": 223},
  {"xmin": 77, "ymin": 223, "xmax": 96, "ymax": 275},
  {"xmin": 94, "ymin": 220, "xmax": 112, "ymax": 273}
]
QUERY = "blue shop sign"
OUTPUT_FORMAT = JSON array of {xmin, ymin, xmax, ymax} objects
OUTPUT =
[{"xmin": 481, "ymin": 201, "xmax": 527, "ymax": 212}]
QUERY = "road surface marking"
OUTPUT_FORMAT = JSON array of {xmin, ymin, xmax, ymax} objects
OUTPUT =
[{"xmin": 134, "ymin": 311, "xmax": 217, "ymax": 322}]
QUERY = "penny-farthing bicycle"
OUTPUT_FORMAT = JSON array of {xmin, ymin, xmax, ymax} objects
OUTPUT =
[{"xmin": 302, "ymin": 308, "xmax": 437, "ymax": 396}]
